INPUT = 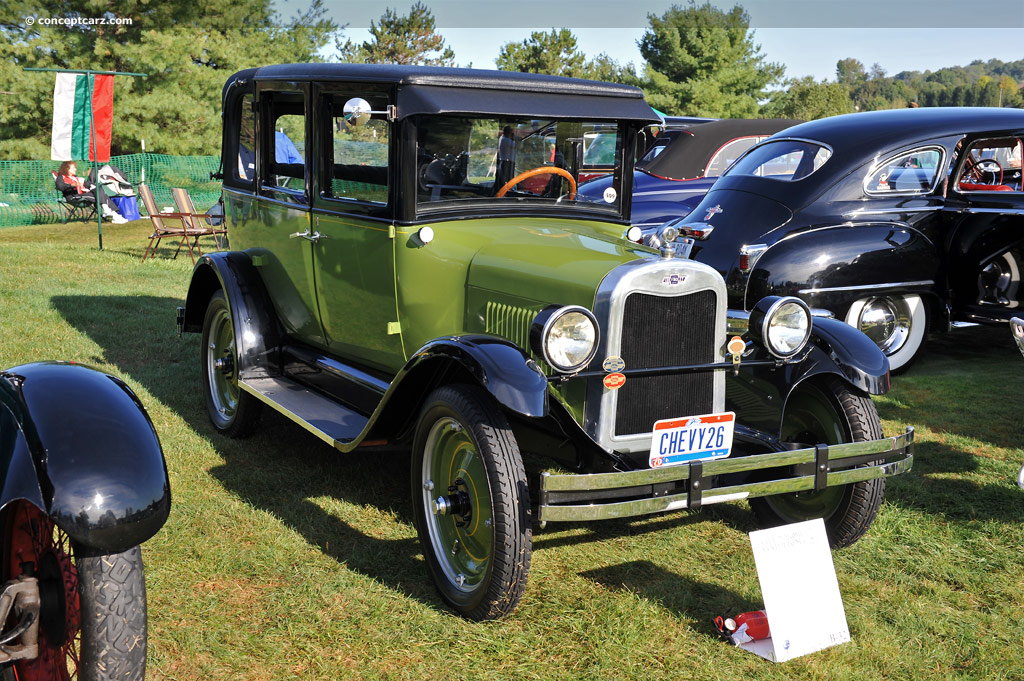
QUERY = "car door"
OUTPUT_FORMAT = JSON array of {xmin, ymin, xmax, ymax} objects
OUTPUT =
[
  {"xmin": 310, "ymin": 87, "xmax": 405, "ymax": 373},
  {"xmin": 253, "ymin": 84, "xmax": 325, "ymax": 345},
  {"xmin": 944, "ymin": 134, "xmax": 1024, "ymax": 321}
]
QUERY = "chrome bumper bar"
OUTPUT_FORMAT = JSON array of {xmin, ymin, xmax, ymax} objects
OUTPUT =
[{"xmin": 538, "ymin": 427, "xmax": 914, "ymax": 523}]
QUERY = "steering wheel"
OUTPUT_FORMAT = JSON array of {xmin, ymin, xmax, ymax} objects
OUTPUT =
[
  {"xmin": 965, "ymin": 157, "xmax": 1003, "ymax": 186},
  {"xmin": 496, "ymin": 167, "xmax": 577, "ymax": 200}
]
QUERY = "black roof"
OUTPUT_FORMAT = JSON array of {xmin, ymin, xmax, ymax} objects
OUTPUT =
[
  {"xmin": 253, "ymin": 63, "xmax": 645, "ymax": 97},
  {"xmin": 225, "ymin": 63, "xmax": 659, "ymax": 122},
  {"xmin": 639, "ymin": 118, "xmax": 801, "ymax": 180},
  {"xmin": 711, "ymin": 107, "xmax": 1024, "ymax": 211},
  {"xmin": 775, "ymin": 107, "xmax": 1024, "ymax": 154}
]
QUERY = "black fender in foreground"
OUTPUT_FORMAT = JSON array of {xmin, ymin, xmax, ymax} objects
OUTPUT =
[
  {"xmin": 0, "ymin": 362, "xmax": 170, "ymax": 551},
  {"xmin": 365, "ymin": 335, "xmax": 550, "ymax": 442},
  {"xmin": 181, "ymin": 251, "xmax": 283, "ymax": 380},
  {"xmin": 726, "ymin": 316, "xmax": 890, "ymax": 446}
]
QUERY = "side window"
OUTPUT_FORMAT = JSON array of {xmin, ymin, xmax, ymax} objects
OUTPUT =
[
  {"xmin": 705, "ymin": 137, "xmax": 761, "ymax": 177},
  {"xmin": 957, "ymin": 138, "xmax": 1023, "ymax": 192},
  {"xmin": 326, "ymin": 96, "xmax": 389, "ymax": 204},
  {"xmin": 865, "ymin": 147, "xmax": 943, "ymax": 195},
  {"xmin": 267, "ymin": 96, "xmax": 306, "ymax": 192},
  {"xmin": 234, "ymin": 94, "xmax": 255, "ymax": 186}
]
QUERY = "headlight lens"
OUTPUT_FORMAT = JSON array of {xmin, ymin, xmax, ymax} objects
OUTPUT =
[
  {"xmin": 766, "ymin": 300, "xmax": 811, "ymax": 356},
  {"xmin": 531, "ymin": 306, "xmax": 599, "ymax": 373},
  {"xmin": 749, "ymin": 296, "xmax": 811, "ymax": 358}
]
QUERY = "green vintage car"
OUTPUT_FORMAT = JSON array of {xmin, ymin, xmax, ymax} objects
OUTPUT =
[{"xmin": 178, "ymin": 64, "xmax": 914, "ymax": 620}]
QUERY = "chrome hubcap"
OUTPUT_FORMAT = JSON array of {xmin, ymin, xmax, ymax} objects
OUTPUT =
[{"xmin": 858, "ymin": 297, "xmax": 911, "ymax": 354}]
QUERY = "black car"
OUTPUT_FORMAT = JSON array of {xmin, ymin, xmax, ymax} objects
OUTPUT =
[
  {"xmin": 675, "ymin": 107, "xmax": 1024, "ymax": 371},
  {"xmin": 0, "ymin": 362, "xmax": 170, "ymax": 680},
  {"xmin": 579, "ymin": 118, "xmax": 800, "ymax": 229}
]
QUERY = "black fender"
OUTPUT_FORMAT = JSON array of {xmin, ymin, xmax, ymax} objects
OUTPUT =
[
  {"xmin": 365, "ymin": 335, "xmax": 549, "ymax": 441},
  {"xmin": 0, "ymin": 362, "xmax": 170, "ymax": 552},
  {"xmin": 745, "ymin": 223, "xmax": 942, "ymax": 322},
  {"xmin": 181, "ymin": 251, "xmax": 283, "ymax": 379},
  {"xmin": 726, "ymin": 316, "xmax": 889, "ymax": 446}
]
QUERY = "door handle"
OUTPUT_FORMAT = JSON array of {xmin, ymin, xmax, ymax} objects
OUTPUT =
[{"xmin": 288, "ymin": 230, "xmax": 325, "ymax": 243}]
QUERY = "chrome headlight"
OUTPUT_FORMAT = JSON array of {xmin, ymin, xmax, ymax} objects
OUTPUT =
[
  {"xmin": 530, "ymin": 305, "xmax": 599, "ymax": 373},
  {"xmin": 749, "ymin": 296, "xmax": 812, "ymax": 359}
]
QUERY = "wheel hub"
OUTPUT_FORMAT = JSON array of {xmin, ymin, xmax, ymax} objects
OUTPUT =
[
  {"xmin": 214, "ymin": 354, "xmax": 234, "ymax": 377},
  {"xmin": 433, "ymin": 479, "xmax": 472, "ymax": 528},
  {"xmin": 858, "ymin": 297, "xmax": 910, "ymax": 353}
]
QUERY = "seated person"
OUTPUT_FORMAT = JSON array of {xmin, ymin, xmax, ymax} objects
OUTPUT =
[{"xmin": 55, "ymin": 161, "xmax": 127, "ymax": 223}]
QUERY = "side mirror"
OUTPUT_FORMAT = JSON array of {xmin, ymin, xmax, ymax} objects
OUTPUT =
[{"xmin": 343, "ymin": 98, "xmax": 373, "ymax": 127}]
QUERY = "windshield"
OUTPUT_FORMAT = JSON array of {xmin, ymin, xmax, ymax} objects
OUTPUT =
[
  {"xmin": 412, "ymin": 115, "xmax": 625, "ymax": 216},
  {"xmin": 724, "ymin": 139, "xmax": 832, "ymax": 181}
]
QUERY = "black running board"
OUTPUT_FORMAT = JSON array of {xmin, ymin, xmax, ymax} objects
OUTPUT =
[{"xmin": 239, "ymin": 376, "xmax": 369, "ymax": 449}]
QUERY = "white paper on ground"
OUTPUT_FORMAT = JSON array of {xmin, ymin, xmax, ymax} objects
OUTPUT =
[{"xmin": 745, "ymin": 518, "xmax": 850, "ymax": 663}]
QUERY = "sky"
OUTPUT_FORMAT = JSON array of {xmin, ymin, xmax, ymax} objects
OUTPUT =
[{"xmin": 279, "ymin": 1, "xmax": 1024, "ymax": 83}]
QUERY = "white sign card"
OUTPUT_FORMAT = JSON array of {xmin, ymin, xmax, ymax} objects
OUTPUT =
[{"xmin": 744, "ymin": 518, "xmax": 850, "ymax": 663}]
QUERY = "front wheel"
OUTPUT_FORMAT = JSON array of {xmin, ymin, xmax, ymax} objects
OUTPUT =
[
  {"xmin": 749, "ymin": 378, "xmax": 886, "ymax": 548},
  {"xmin": 845, "ymin": 294, "xmax": 928, "ymax": 373},
  {"xmin": 2, "ymin": 502, "xmax": 147, "ymax": 681},
  {"xmin": 411, "ymin": 385, "xmax": 532, "ymax": 620}
]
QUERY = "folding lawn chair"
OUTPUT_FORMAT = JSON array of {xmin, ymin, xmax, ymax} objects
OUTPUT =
[
  {"xmin": 52, "ymin": 171, "xmax": 97, "ymax": 224},
  {"xmin": 138, "ymin": 183, "xmax": 204, "ymax": 263},
  {"xmin": 171, "ymin": 187, "xmax": 227, "ymax": 252}
]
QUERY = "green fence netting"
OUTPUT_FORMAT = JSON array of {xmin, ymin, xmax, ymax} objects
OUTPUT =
[{"xmin": 0, "ymin": 153, "xmax": 222, "ymax": 227}]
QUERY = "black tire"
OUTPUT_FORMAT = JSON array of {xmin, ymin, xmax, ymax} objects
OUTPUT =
[
  {"xmin": 201, "ymin": 289, "xmax": 261, "ymax": 437},
  {"xmin": 749, "ymin": 377, "xmax": 886, "ymax": 548},
  {"xmin": 411, "ymin": 384, "xmax": 532, "ymax": 620},
  {"xmin": 3, "ymin": 502, "xmax": 148, "ymax": 681}
]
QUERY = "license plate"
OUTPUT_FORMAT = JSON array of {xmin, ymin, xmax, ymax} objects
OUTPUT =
[{"xmin": 649, "ymin": 411, "xmax": 735, "ymax": 468}]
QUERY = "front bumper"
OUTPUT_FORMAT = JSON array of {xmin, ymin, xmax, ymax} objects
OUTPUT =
[{"xmin": 538, "ymin": 427, "xmax": 914, "ymax": 523}]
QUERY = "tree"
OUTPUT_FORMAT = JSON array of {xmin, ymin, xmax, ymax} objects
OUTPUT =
[
  {"xmin": 496, "ymin": 29, "xmax": 586, "ymax": 77},
  {"xmin": 836, "ymin": 58, "xmax": 867, "ymax": 87},
  {"xmin": 0, "ymin": 0, "xmax": 338, "ymax": 159},
  {"xmin": 337, "ymin": 2, "xmax": 454, "ymax": 66},
  {"xmin": 495, "ymin": 29, "xmax": 639, "ymax": 84},
  {"xmin": 638, "ymin": 2, "xmax": 784, "ymax": 118},
  {"xmin": 762, "ymin": 77, "xmax": 854, "ymax": 120}
]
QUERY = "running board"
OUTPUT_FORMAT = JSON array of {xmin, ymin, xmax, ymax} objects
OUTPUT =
[{"xmin": 239, "ymin": 376, "xmax": 369, "ymax": 449}]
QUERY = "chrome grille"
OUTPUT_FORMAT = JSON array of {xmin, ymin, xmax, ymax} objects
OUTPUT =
[{"xmin": 614, "ymin": 291, "xmax": 717, "ymax": 436}]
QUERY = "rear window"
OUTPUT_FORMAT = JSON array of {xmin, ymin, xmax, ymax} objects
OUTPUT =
[{"xmin": 724, "ymin": 140, "xmax": 832, "ymax": 181}]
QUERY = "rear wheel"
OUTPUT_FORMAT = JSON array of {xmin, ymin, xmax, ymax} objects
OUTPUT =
[
  {"xmin": 845, "ymin": 294, "xmax": 927, "ymax": 373},
  {"xmin": 411, "ymin": 385, "xmax": 531, "ymax": 620},
  {"xmin": 2, "ymin": 502, "xmax": 147, "ymax": 681},
  {"xmin": 201, "ymin": 290, "xmax": 261, "ymax": 437},
  {"xmin": 749, "ymin": 378, "xmax": 885, "ymax": 548}
]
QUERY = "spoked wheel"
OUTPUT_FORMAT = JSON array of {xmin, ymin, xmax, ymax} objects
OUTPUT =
[
  {"xmin": 411, "ymin": 385, "xmax": 531, "ymax": 620},
  {"xmin": 749, "ymin": 378, "xmax": 886, "ymax": 548},
  {"xmin": 201, "ymin": 290, "xmax": 261, "ymax": 437},
  {"xmin": 845, "ymin": 294, "xmax": 928, "ymax": 373},
  {"xmin": 2, "ymin": 502, "xmax": 147, "ymax": 681}
]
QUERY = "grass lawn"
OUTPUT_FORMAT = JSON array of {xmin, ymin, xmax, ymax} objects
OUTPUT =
[{"xmin": 1, "ymin": 219, "xmax": 1022, "ymax": 680}]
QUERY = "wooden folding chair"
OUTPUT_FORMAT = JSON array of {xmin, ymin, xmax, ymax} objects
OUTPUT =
[
  {"xmin": 171, "ymin": 188, "xmax": 228, "ymax": 252},
  {"xmin": 138, "ymin": 183, "xmax": 203, "ymax": 263}
]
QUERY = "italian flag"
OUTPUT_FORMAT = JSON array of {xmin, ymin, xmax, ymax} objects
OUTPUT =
[{"xmin": 50, "ymin": 73, "xmax": 113, "ymax": 162}]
